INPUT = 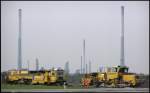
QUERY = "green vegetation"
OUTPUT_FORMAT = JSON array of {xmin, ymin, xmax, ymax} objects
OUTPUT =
[
  {"xmin": 1, "ymin": 83, "xmax": 64, "ymax": 89},
  {"xmin": 1, "ymin": 83, "xmax": 83, "ymax": 90}
]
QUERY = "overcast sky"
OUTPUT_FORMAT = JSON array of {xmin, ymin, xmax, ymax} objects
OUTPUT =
[{"xmin": 1, "ymin": 1, "xmax": 149, "ymax": 74}]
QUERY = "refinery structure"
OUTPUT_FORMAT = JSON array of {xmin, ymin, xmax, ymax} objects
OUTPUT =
[
  {"xmin": 15, "ymin": 6, "xmax": 128, "ymax": 75},
  {"xmin": 16, "ymin": 7, "xmax": 126, "ymax": 72},
  {"xmin": 1, "ymin": 5, "xmax": 149, "ymax": 90}
]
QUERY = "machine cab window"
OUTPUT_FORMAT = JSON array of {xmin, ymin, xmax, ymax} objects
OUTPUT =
[{"xmin": 116, "ymin": 66, "xmax": 129, "ymax": 73}]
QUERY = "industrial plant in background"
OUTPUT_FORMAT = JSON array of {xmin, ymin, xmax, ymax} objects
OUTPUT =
[
  {"xmin": 80, "ymin": 39, "xmax": 92, "ymax": 75},
  {"xmin": 3, "ymin": 6, "xmax": 145, "ymax": 88},
  {"xmin": 81, "ymin": 6, "xmax": 140, "ymax": 88},
  {"xmin": 4, "ymin": 9, "xmax": 67, "ymax": 86}
]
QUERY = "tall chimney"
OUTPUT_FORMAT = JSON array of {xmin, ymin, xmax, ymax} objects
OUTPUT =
[
  {"xmin": 86, "ymin": 63, "xmax": 88, "ymax": 74},
  {"xmin": 27, "ymin": 60, "xmax": 29, "ymax": 70},
  {"xmin": 18, "ymin": 9, "xmax": 22, "ymax": 70},
  {"xmin": 83, "ymin": 39, "xmax": 86, "ymax": 74},
  {"xmin": 81, "ymin": 56, "xmax": 82, "ymax": 74},
  {"xmin": 89, "ymin": 60, "xmax": 91, "ymax": 73},
  {"xmin": 120, "ymin": 6, "xmax": 125, "ymax": 66},
  {"xmin": 36, "ymin": 58, "xmax": 39, "ymax": 71}
]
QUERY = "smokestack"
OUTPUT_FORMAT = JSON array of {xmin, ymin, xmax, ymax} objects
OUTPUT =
[
  {"xmin": 27, "ymin": 60, "xmax": 29, "ymax": 70},
  {"xmin": 18, "ymin": 9, "xmax": 22, "ymax": 70},
  {"xmin": 89, "ymin": 60, "xmax": 91, "ymax": 73},
  {"xmin": 120, "ymin": 6, "xmax": 125, "ymax": 66},
  {"xmin": 36, "ymin": 58, "xmax": 39, "ymax": 71},
  {"xmin": 81, "ymin": 56, "xmax": 82, "ymax": 74},
  {"xmin": 86, "ymin": 63, "xmax": 88, "ymax": 74},
  {"xmin": 83, "ymin": 39, "xmax": 86, "ymax": 74},
  {"xmin": 65, "ymin": 61, "xmax": 69, "ymax": 75}
]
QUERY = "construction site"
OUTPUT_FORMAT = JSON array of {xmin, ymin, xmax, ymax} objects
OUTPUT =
[{"xmin": 1, "ymin": 2, "xmax": 149, "ymax": 92}]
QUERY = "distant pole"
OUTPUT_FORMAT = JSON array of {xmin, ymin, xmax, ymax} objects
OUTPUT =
[
  {"xmin": 89, "ymin": 60, "xmax": 91, "ymax": 73},
  {"xmin": 18, "ymin": 9, "xmax": 22, "ymax": 70},
  {"xmin": 64, "ymin": 61, "xmax": 69, "ymax": 80},
  {"xmin": 86, "ymin": 63, "xmax": 88, "ymax": 74},
  {"xmin": 65, "ymin": 61, "xmax": 69, "ymax": 75},
  {"xmin": 120, "ymin": 6, "xmax": 125, "ymax": 66},
  {"xmin": 27, "ymin": 60, "xmax": 29, "ymax": 70},
  {"xmin": 36, "ymin": 58, "xmax": 39, "ymax": 71},
  {"xmin": 81, "ymin": 56, "xmax": 82, "ymax": 74},
  {"xmin": 83, "ymin": 39, "xmax": 85, "ymax": 74},
  {"xmin": 67, "ymin": 61, "xmax": 69, "ymax": 74}
]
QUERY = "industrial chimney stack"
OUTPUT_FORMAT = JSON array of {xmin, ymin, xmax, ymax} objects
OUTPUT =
[
  {"xmin": 120, "ymin": 6, "xmax": 125, "ymax": 66},
  {"xmin": 89, "ymin": 60, "xmax": 91, "ymax": 73},
  {"xmin": 81, "ymin": 56, "xmax": 82, "ymax": 74},
  {"xmin": 83, "ymin": 39, "xmax": 86, "ymax": 74},
  {"xmin": 36, "ymin": 58, "xmax": 39, "ymax": 71},
  {"xmin": 18, "ymin": 9, "xmax": 22, "ymax": 70},
  {"xmin": 27, "ymin": 60, "xmax": 29, "ymax": 70}
]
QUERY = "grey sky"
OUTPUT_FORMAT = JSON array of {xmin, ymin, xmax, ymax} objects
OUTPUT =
[{"xmin": 1, "ymin": 1, "xmax": 149, "ymax": 74}]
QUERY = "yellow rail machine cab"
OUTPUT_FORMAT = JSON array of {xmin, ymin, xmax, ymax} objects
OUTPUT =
[
  {"xmin": 6, "ymin": 69, "xmax": 31, "ymax": 84},
  {"xmin": 48, "ymin": 69, "xmax": 57, "ymax": 83},
  {"xmin": 31, "ymin": 70, "xmax": 48, "ymax": 85},
  {"xmin": 56, "ymin": 68, "xmax": 66, "ymax": 85},
  {"xmin": 7, "ymin": 70, "xmax": 19, "ymax": 82},
  {"xmin": 113, "ymin": 66, "xmax": 138, "ymax": 87},
  {"xmin": 93, "ymin": 66, "xmax": 138, "ymax": 88}
]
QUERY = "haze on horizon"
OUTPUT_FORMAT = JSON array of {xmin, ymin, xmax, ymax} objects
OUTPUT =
[{"xmin": 1, "ymin": 1, "xmax": 149, "ymax": 74}]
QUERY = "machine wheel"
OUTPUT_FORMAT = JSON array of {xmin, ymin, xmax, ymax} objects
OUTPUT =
[
  {"xmin": 130, "ymin": 83, "xmax": 136, "ymax": 88},
  {"xmin": 25, "ymin": 79, "xmax": 32, "ymax": 85},
  {"xmin": 44, "ymin": 82, "xmax": 48, "ymax": 85},
  {"xmin": 95, "ymin": 83, "xmax": 100, "ymax": 88},
  {"xmin": 111, "ymin": 79, "xmax": 118, "ymax": 88},
  {"xmin": 95, "ymin": 82, "xmax": 104, "ymax": 88}
]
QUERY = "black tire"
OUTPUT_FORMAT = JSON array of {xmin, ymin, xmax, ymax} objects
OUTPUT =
[
  {"xmin": 44, "ymin": 82, "xmax": 48, "ymax": 85},
  {"xmin": 59, "ymin": 82, "xmax": 64, "ymax": 86},
  {"xmin": 95, "ymin": 82, "xmax": 100, "ymax": 88},
  {"xmin": 130, "ymin": 84, "xmax": 136, "ymax": 88},
  {"xmin": 26, "ymin": 79, "xmax": 32, "ymax": 85}
]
